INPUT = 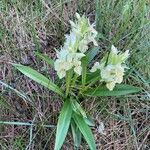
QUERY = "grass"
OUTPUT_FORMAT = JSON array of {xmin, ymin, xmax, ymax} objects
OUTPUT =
[{"xmin": 0, "ymin": 0, "xmax": 150, "ymax": 149}]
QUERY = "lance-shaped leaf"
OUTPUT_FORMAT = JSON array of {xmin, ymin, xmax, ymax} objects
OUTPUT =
[
  {"xmin": 73, "ymin": 113, "xmax": 96, "ymax": 150},
  {"xmin": 86, "ymin": 47, "xmax": 100, "ymax": 64},
  {"xmin": 13, "ymin": 64, "xmax": 64, "ymax": 97},
  {"xmin": 71, "ymin": 120, "xmax": 82, "ymax": 149},
  {"xmin": 34, "ymin": 52, "xmax": 54, "ymax": 68},
  {"xmin": 71, "ymin": 99, "xmax": 87, "ymax": 118},
  {"xmin": 82, "ymin": 47, "xmax": 100, "ymax": 85},
  {"xmin": 84, "ymin": 84, "xmax": 141, "ymax": 97},
  {"xmin": 54, "ymin": 99, "xmax": 72, "ymax": 150},
  {"xmin": 86, "ymin": 70, "xmax": 100, "ymax": 85}
]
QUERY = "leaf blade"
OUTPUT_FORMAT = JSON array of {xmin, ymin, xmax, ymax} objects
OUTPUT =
[
  {"xmin": 73, "ymin": 113, "xmax": 96, "ymax": 150},
  {"xmin": 71, "ymin": 99, "xmax": 87, "ymax": 118},
  {"xmin": 86, "ymin": 70, "xmax": 100, "ymax": 85},
  {"xmin": 34, "ymin": 52, "xmax": 54, "ymax": 67},
  {"xmin": 54, "ymin": 100, "xmax": 72, "ymax": 150},
  {"xmin": 71, "ymin": 121, "xmax": 82, "ymax": 149},
  {"xmin": 13, "ymin": 64, "xmax": 64, "ymax": 97},
  {"xmin": 84, "ymin": 84, "xmax": 141, "ymax": 97},
  {"xmin": 86, "ymin": 47, "xmax": 100, "ymax": 64}
]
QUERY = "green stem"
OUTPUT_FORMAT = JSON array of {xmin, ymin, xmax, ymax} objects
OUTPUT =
[
  {"xmin": 72, "ymin": 74, "xmax": 78, "ymax": 87},
  {"xmin": 78, "ymin": 77, "xmax": 99, "ymax": 96},
  {"xmin": 65, "ymin": 70, "xmax": 72, "ymax": 97}
]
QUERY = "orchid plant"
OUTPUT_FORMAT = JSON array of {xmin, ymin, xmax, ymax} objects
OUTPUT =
[{"xmin": 13, "ymin": 13, "xmax": 141, "ymax": 150}]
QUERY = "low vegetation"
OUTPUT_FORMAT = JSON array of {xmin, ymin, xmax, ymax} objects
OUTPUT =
[{"xmin": 0, "ymin": 0, "xmax": 150, "ymax": 149}]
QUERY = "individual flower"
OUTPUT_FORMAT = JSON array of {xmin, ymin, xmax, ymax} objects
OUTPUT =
[
  {"xmin": 68, "ymin": 52, "xmax": 85, "ymax": 75},
  {"xmin": 73, "ymin": 60, "xmax": 82, "ymax": 75},
  {"xmin": 54, "ymin": 59, "xmax": 68, "ymax": 79},
  {"xmin": 107, "ymin": 45, "xmax": 130, "ymax": 65},
  {"xmin": 78, "ymin": 39, "xmax": 89, "ymax": 53},
  {"xmin": 63, "ymin": 32, "xmax": 78, "ymax": 53},
  {"xmin": 101, "ymin": 64, "xmax": 125, "ymax": 91},
  {"xmin": 90, "ymin": 62, "xmax": 101, "ymax": 72},
  {"xmin": 54, "ymin": 49, "xmax": 73, "ymax": 79}
]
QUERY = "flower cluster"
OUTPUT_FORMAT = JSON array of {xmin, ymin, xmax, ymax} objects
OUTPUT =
[
  {"xmin": 54, "ymin": 13, "xmax": 98, "ymax": 79},
  {"xmin": 90, "ymin": 45, "xmax": 129, "ymax": 91}
]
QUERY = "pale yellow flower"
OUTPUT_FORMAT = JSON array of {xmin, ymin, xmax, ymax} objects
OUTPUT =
[
  {"xmin": 90, "ymin": 62, "xmax": 101, "ymax": 72},
  {"xmin": 54, "ymin": 58, "xmax": 72, "ymax": 79},
  {"xmin": 72, "ymin": 53, "xmax": 85, "ymax": 75},
  {"xmin": 73, "ymin": 60, "xmax": 82, "ymax": 75},
  {"xmin": 106, "ymin": 82, "xmax": 116, "ymax": 91},
  {"xmin": 107, "ymin": 45, "xmax": 130, "ymax": 65},
  {"xmin": 64, "ymin": 32, "xmax": 77, "ymax": 53},
  {"xmin": 78, "ymin": 39, "xmax": 89, "ymax": 53},
  {"xmin": 101, "ymin": 64, "xmax": 125, "ymax": 90},
  {"xmin": 57, "ymin": 69, "xmax": 66, "ymax": 79},
  {"xmin": 111, "ymin": 45, "xmax": 118, "ymax": 54},
  {"xmin": 89, "ymin": 45, "xmax": 129, "ymax": 90}
]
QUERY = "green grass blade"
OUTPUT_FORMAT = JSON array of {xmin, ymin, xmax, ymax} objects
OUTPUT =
[
  {"xmin": 95, "ymin": 0, "xmax": 101, "ymax": 32},
  {"xmin": 34, "ymin": 51, "xmax": 54, "ymax": 68},
  {"xmin": 0, "ymin": 121, "xmax": 33, "ymax": 126},
  {"xmin": 84, "ymin": 84, "xmax": 141, "ymax": 97},
  {"xmin": 73, "ymin": 113, "xmax": 96, "ymax": 150},
  {"xmin": 0, "ymin": 121, "xmax": 55, "ymax": 128},
  {"xmin": 54, "ymin": 99, "xmax": 72, "ymax": 150},
  {"xmin": 13, "ymin": 64, "xmax": 64, "ymax": 97},
  {"xmin": 0, "ymin": 80, "xmax": 31, "ymax": 103}
]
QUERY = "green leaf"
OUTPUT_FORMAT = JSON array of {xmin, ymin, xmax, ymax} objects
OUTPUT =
[
  {"xmin": 86, "ymin": 70, "xmax": 100, "ymax": 84},
  {"xmin": 73, "ymin": 113, "xmax": 96, "ymax": 150},
  {"xmin": 84, "ymin": 84, "xmax": 141, "ymax": 97},
  {"xmin": 71, "ymin": 120, "xmax": 82, "ymax": 149},
  {"xmin": 65, "ymin": 70, "xmax": 72, "ymax": 97},
  {"xmin": 34, "ymin": 51, "xmax": 54, "ymax": 67},
  {"xmin": 80, "ymin": 47, "xmax": 100, "ymax": 85},
  {"xmin": 71, "ymin": 99, "xmax": 87, "ymax": 118},
  {"xmin": 54, "ymin": 100, "xmax": 72, "ymax": 150},
  {"xmin": 13, "ymin": 64, "xmax": 64, "ymax": 97},
  {"xmin": 86, "ymin": 47, "xmax": 100, "ymax": 64},
  {"xmin": 84, "ymin": 116, "xmax": 95, "ymax": 127},
  {"xmin": 79, "ymin": 47, "xmax": 99, "ymax": 85}
]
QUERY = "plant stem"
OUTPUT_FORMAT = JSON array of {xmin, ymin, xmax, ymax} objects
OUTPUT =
[
  {"xmin": 78, "ymin": 78, "xmax": 99, "ymax": 96},
  {"xmin": 72, "ymin": 73, "xmax": 78, "ymax": 86},
  {"xmin": 65, "ymin": 70, "xmax": 72, "ymax": 97}
]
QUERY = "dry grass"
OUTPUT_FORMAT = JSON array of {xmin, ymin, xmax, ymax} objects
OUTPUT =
[{"xmin": 0, "ymin": 0, "xmax": 150, "ymax": 150}]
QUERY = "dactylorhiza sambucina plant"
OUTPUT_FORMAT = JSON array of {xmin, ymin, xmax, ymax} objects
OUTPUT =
[{"xmin": 13, "ymin": 13, "xmax": 141, "ymax": 150}]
